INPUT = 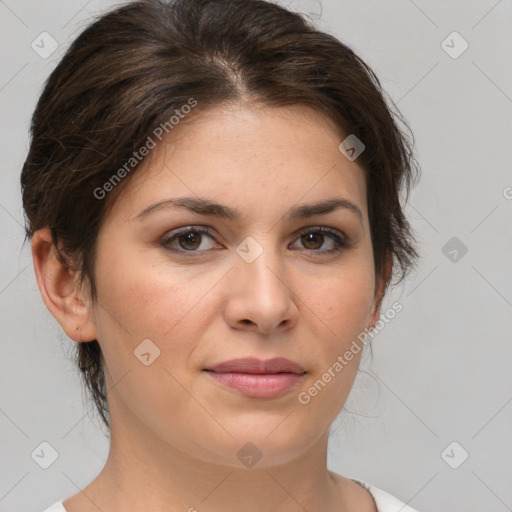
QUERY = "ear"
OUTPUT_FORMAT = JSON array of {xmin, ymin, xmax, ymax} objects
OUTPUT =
[
  {"xmin": 368, "ymin": 254, "xmax": 393, "ymax": 329},
  {"xmin": 31, "ymin": 228, "xmax": 97, "ymax": 342}
]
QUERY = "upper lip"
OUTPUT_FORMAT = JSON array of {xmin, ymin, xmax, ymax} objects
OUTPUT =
[{"xmin": 204, "ymin": 357, "xmax": 306, "ymax": 375}]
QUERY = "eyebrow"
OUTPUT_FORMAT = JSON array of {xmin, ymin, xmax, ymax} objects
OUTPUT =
[{"xmin": 134, "ymin": 196, "xmax": 363, "ymax": 225}]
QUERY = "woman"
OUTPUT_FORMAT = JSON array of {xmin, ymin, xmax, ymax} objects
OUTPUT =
[{"xmin": 21, "ymin": 0, "xmax": 422, "ymax": 510}]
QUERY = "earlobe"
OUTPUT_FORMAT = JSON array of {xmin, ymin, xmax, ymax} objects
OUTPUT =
[{"xmin": 31, "ymin": 228, "xmax": 97, "ymax": 343}]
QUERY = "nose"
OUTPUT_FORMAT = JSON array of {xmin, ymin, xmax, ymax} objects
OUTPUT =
[{"xmin": 224, "ymin": 236, "xmax": 299, "ymax": 335}]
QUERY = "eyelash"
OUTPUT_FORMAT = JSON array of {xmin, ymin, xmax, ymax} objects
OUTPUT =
[{"xmin": 160, "ymin": 225, "xmax": 350, "ymax": 256}]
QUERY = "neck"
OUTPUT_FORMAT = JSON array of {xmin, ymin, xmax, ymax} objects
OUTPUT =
[{"xmin": 76, "ymin": 410, "xmax": 348, "ymax": 512}]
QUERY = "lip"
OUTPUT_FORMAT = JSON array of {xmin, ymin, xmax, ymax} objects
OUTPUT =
[
  {"xmin": 205, "ymin": 357, "xmax": 306, "ymax": 374},
  {"xmin": 203, "ymin": 357, "xmax": 306, "ymax": 398}
]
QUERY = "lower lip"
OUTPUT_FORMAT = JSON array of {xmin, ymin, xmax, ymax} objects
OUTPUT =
[{"xmin": 204, "ymin": 371, "xmax": 304, "ymax": 398}]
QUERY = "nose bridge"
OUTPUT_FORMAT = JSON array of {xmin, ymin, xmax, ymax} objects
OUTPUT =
[
  {"xmin": 229, "ymin": 232, "xmax": 296, "ymax": 331},
  {"xmin": 235, "ymin": 232, "xmax": 287, "ymax": 288}
]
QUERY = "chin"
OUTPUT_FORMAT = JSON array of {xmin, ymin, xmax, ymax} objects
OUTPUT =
[{"xmin": 185, "ymin": 422, "xmax": 322, "ymax": 469}]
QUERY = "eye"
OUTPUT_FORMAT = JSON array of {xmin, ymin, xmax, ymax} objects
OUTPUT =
[
  {"xmin": 161, "ymin": 227, "xmax": 219, "ymax": 253},
  {"xmin": 289, "ymin": 227, "xmax": 349, "ymax": 254},
  {"xmin": 161, "ymin": 226, "xmax": 349, "ymax": 255}
]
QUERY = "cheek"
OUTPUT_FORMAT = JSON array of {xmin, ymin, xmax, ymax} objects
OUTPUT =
[
  {"xmin": 91, "ymin": 247, "xmax": 220, "ymax": 432},
  {"xmin": 95, "ymin": 241, "xmax": 177, "ymax": 333},
  {"xmin": 91, "ymin": 242, "xmax": 224, "ymax": 370},
  {"xmin": 308, "ymin": 263, "xmax": 375, "ymax": 341},
  {"xmin": 297, "ymin": 262, "xmax": 375, "ymax": 401}
]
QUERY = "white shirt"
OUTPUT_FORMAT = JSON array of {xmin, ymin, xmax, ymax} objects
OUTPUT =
[{"xmin": 41, "ymin": 480, "xmax": 420, "ymax": 511}]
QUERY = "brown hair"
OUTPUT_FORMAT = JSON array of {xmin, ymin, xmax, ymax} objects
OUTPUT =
[{"xmin": 21, "ymin": 0, "xmax": 420, "ymax": 431}]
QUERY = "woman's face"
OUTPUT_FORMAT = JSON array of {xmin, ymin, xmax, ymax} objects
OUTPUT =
[{"xmin": 89, "ymin": 103, "xmax": 384, "ymax": 467}]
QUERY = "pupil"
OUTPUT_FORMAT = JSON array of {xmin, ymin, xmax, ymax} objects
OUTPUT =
[
  {"xmin": 180, "ymin": 232, "xmax": 200, "ymax": 250},
  {"xmin": 303, "ymin": 233, "xmax": 322, "ymax": 249}
]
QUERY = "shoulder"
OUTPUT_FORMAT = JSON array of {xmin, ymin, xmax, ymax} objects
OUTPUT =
[
  {"xmin": 352, "ymin": 479, "xmax": 421, "ymax": 512},
  {"xmin": 41, "ymin": 501, "xmax": 67, "ymax": 512}
]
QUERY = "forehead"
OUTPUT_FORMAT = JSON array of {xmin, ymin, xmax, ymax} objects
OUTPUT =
[{"xmin": 109, "ymin": 103, "xmax": 368, "ymax": 223}]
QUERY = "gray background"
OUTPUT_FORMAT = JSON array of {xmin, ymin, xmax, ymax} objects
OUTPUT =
[{"xmin": 1, "ymin": 0, "xmax": 511, "ymax": 511}]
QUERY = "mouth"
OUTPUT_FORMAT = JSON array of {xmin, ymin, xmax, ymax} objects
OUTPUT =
[{"xmin": 203, "ymin": 357, "xmax": 306, "ymax": 398}]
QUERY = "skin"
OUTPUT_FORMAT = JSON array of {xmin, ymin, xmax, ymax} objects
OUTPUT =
[{"xmin": 32, "ymin": 102, "xmax": 391, "ymax": 512}]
